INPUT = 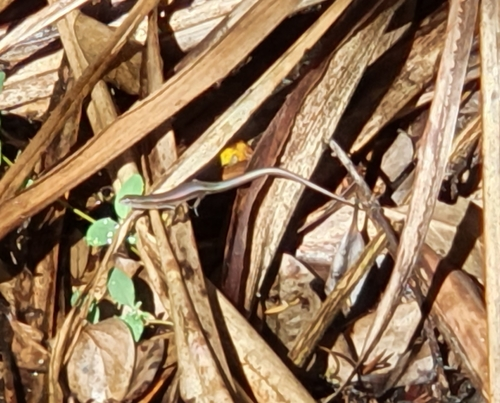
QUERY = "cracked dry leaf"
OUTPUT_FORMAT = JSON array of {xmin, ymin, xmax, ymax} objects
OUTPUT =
[{"xmin": 66, "ymin": 317, "xmax": 135, "ymax": 403}]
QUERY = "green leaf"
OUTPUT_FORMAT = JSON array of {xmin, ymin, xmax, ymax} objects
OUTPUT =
[
  {"xmin": 127, "ymin": 234, "xmax": 137, "ymax": 245},
  {"xmin": 24, "ymin": 178, "xmax": 34, "ymax": 189},
  {"xmin": 88, "ymin": 302, "xmax": 100, "ymax": 324},
  {"xmin": 107, "ymin": 267, "xmax": 135, "ymax": 307},
  {"xmin": 137, "ymin": 309, "xmax": 154, "ymax": 323},
  {"xmin": 121, "ymin": 312, "xmax": 145, "ymax": 342},
  {"xmin": 70, "ymin": 289, "xmax": 81, "ymax": 307},
  {"xmin": 85, "ymin": 218, "xmax": 119, "ymax": 247},
  {"xmin": 71, "ymin": 290, "xmax": 100, "ymax": 323},
  {"xmin": 0, "ymin": 72, "xmax": 6, "ymax": 94},
  {"xmin": 115, "ymin": 174, "xmax": 144, "ymax": 219}
]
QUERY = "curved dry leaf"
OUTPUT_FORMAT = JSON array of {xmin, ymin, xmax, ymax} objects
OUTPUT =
[
  {"xmin": 325, "ymin": 205, "xmax": 366, "ymax": 309},
  {"xmin": 69, "ymin": 229, "xmax": 90, "ymax": 283},
  {"xmin": 210, "ymin": 281, "xmax": 316, "ymax": 403},
  {"xmin": 125, "ymin": 337, "xmax": 166, "ymax": 401},
  {"xmin": 66, "ymin": 317, "xmax": 135, "ymax": 403},
  {"xmin": 10, "ymin": 319, "xmax": 49, "ymax": 372}
]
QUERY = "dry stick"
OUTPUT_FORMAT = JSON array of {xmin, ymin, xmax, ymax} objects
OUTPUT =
[
  {"xmin": 479, "ymin": 0, "xmax": 500, "ymax": 400},
  {"xmin": 0, "ymin": 0, "xmax": 161, "ymax": 202},
  {"xmin": 143, "ymin": 8, "xmax": 178, "ymax": 178},
  {"xmin": 331, "ymin": 140, "xmax": 400, "ymax": 248},
  {"xmin": 148, "ymin": 209, "xmax": 235, "ymax": 402},
  {"xmin": 0, "ymin": 0, "xmax": 299, "ymax": 241},
  {"xmin": 55, "ymin": 10, "xmax": 139, "ymax": 187},
  {"xmin": 142, "ymin": 12, "xmax": 237, "ymax": 386}
]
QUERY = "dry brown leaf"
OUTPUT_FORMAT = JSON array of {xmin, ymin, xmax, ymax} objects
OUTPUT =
[
  {"xmin": 297, "ymin": 205, "xmax": 370, "ymax": 277},
  {"xmin": 125, "ymin": 336, "xmax": 167, "ymax": 401},
  {"xmin": 169, "ymin": 0, "xmax": 330, "ymax": 53},
  {"xmin": 418, "ymin": 246, "xmax": 487, "ymax": 396},
  {"xmin": 380, "ymin": 130, "xmax": 415, "ymax": 183},
  {"xmin": 149, "ymin": 210, "xmax": 235, "ymax": 402},
  {"xmin": 66, "ymin": 317, "xmax": 136, "ymax": 402},
  {"xmin": 351, "ymin": 5, "xmax": 448, "ymax": 153},
  {"xmin": 74, "ymin": 14, "xmax": 142, "ymax": 95},
  {"xmin": 9, "ymin": 318, "xmax": 50, "ymax": 372},
  {"xmin": 322, "ymin": 300, "xmax": 432, "ymax": 395},
  {"xmin": 265, "ymin": 254, "xmax": 322, "ymax": 349},
  {"xmin": 289, "ymin": 228, "xmax": 389, "ymax": 367},
  {"xmin": 0, "ymin": 50, "xmax": 63, "ymax": 119}
]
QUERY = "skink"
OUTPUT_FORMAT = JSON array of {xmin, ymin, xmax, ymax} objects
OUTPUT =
[{"xmin": 120, "ymin": 167, "xmax": 354, "ymax": 210}]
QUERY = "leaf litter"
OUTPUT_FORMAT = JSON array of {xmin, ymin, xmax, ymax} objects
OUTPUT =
[{"xmin": 0, "ymin": 0, "xmax": 492, "ymax": 402}]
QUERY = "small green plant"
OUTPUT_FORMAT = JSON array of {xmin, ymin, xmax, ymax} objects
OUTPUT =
[
  {"xmin": 0, "ymin": 71, "xmax": 5, "ymax": 93},
  {"xmin": 85, "ymin": 174, "xmax": 144, "ymax": 247},
  {"xmin": 1, "ymin": 95, "xmax": 150, "ymax": 340},
  {"xmin": 70, "ymin": 289, "xmax": 100, "ymax": 324},
  {"xmin": 114, "ymin": 173, "xmax": 144, "ymax": 219},
  {"xmin": 107, "ymin": 267, "xmax": 153, "ymax": 341},
  {"xmin": 81, "ymin": 174, "xmax": 151, "ymax": 341},
  {"xmin": 85, "ymin": 217, "xmax": 119, "ymax": 246}
]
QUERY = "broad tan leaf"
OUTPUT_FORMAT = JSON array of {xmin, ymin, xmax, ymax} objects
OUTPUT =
[{"xmin": 66, "ymin": 317, "xmax": 135, "ymax": 402}]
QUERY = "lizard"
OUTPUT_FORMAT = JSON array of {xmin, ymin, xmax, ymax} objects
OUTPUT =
[{"xmin": 120, "ymin": 167, "xmax": 354, "ymax": 211}]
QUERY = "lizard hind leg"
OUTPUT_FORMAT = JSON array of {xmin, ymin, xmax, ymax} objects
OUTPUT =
[{"xmin": 189, "ymin": 196, "xmax": 205, "ymax": 217}]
